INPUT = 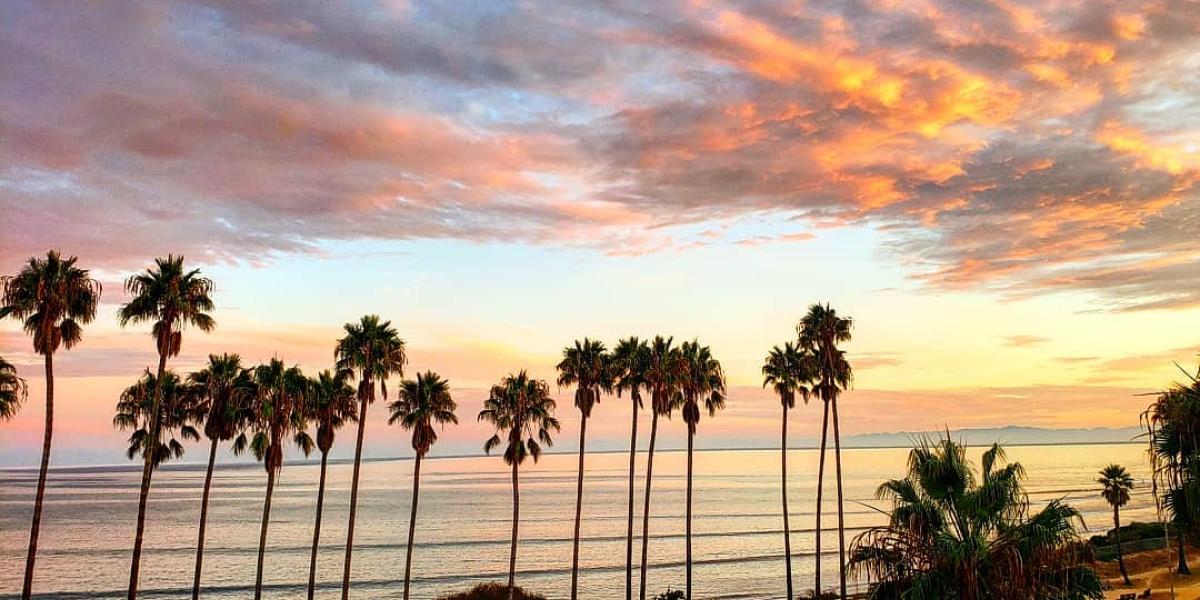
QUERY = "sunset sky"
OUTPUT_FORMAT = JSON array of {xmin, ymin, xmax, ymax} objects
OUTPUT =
[{"xmin": 1, "ymin": 0, "xmax": 1198, "ymax": 467}]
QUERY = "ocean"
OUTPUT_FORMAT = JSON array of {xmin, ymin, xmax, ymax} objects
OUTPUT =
[{"xmin": 0, "ymin": 443, "xmax": 1156, "ymax": 599}]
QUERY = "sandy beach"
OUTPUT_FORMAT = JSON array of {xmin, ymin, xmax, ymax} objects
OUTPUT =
[{"xmin": 1100, "ymin": 548, "xmax": 1200, "ymax": 600}]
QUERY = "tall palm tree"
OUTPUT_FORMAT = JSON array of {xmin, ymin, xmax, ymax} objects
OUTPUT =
[
  {"xmin": 118, "ymin": 255, "xmax": 215, "ymax": 600},
  {"xmin": 187, "ymin": 354, "xmax": 253, "ymax": 600},
  {"xmin": 479, "ymin": 370, "xmax": 560, "ymax": 599},
  {"xmin": 1, "ymin": 251, "xmax": 101, "ymax": 600},
  {"xmin": 556, "ymin": 338, "xmax": 611, "ymax": 600},
  {"xmin": 388, "ymin": 371, "xmax": 458, "ymax": 600},
  {"xmin": 305, "ymin": 369, "xmax": 357, "ymax": 600},
  {"xmin": 335, "ymin": 315, "xmax": 407, "ymax": 600},
  {"xmin": 762, "ymin": 342, "xmax": 813, "ymax": 600},
  {"xmin": 798, "ymin": 303, "xmax": 853, "ymax": 599},
  {"xmin": 249, "ymin": 359, "xmax": 314, "ymax": 600},
  {"xmin": 850, "ymin": 437, "xmax": 1103, "ymax": 600},
  {"xmin": 1142, "ymin": 367, "xmax": 1200, "ymax": 576},
  {"xmin": 611, "ymin": 337, "xmax": 650, "ymax": 600},
  {"xmin": 113, "ymin": 369, "xmax": 203, "ymax": 469},
  {"xmin": 1098, "ymin": 464, "xmax": 1135, "ymax": 586},
  {"xmin": 0, "ymin": 356, "xmax": 28, "ymax": 421},
  {"xmin": 679, "ymin": 341, "xmax": 726, "ymax": 599},
  {"xmin": 639, "ymin": 336, "xmax": 683, "ymax": 600}
]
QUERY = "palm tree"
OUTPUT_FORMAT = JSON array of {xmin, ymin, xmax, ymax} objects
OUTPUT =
[
  {"xmin": 479, "ymin": 370, "xmax": 560, "ymax": 599},
  {"xmin": 113, "ymin": 369, "xmax": 203, "ymax": 469},
  {"xmin": 335, "ymin": 315, "xmax": 407, "ymax": 600},
  {"xmin": 248, "ymin": 359, "xmax": 314, "ymax": 600},
  {"xmin": 556, "ymin": 338, "xmax": 611, "ymax": 600},
  {"xmin": 611, "ymin": 337, "xmax": 650, "ymax": 600},
  {"xmin": 762, "ymin": 342, "xmax": 813, "ymax": 600},
  {"xmin": 0, "ymin": 356, "xmax": 28, "ymax": 421},
  {"xmin": 1, "ymin": 251, "xmax": 101, "ymax": 600},
  {"xmin": 388, "ymin": 371, "xmax": 458, "ymax": 600},
  {"xmin": 679, "ymin": 340, "xmax": 726, "ymax": 599},
  {"xmin": 849, "ymin": 436, "xmax": 1103, "ymax": 600},
  {"xmin": 639, "ymin": 336, "xmax": 683, "ymax": 600},
  {"xmin": 1142, "ymin": 365, "xmax": 1200, "ymax": 576},
  {"xmin": 1098, "ymin": 464, "xmax": 1135, "ymax": 586},
  {"xmin": 118, "ymin": 255, "xmax": 215, "ymax": 600},
  {"xmin": 187, "ymin": 354, "xmax": 253, "ymax": 600},
  {"xmin": 798, "ymin": 304, "xmax": 853, "ymax": 599},
  {"xmin": 305, "ymin": 369, "xmax": 357, "ymax": 600}
]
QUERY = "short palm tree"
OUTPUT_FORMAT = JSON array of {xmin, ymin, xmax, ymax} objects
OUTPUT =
[
  {"xmin": 0, "ymin": 356, "xmax": 28, "ymax": 421},
  {"xmin": 850, "ymin": 436, "xmax": 1103, "ymax": 600},
  {"xmin": 118, "ymin": 255, "xmax": 215, "ymax": 600},
  {"xmin": 113, "ymin": 369, "xmax": 203, "ymax": 468},
  {"xmin": 388, "ymin": 371, "xmax": 458, "ymax": 600},
  {"xmin": 639, "ymin": 336, "xmax": 683, "ymax": 600},
  {"xmin": 249, "ymin": 359, "xmax": 314, "ymax": 600},
  {"xmin": 305, "ymin": 369, "xmax": 357, "ymax": 600},
  {"xmin": 335, "ymin": 315, "xmax": 407, "ymax": 600},
  {"xmin": 187, "ymin": 354, "xmax": 253, "ymax": 600},
  {"xmin": 556, "ymin": 338, "xmax": 611, "ymax": 600},
  {"xmin": 762, "ymin": 342, "xmax": 813, "ymax": 600},
  {"xmin": 679, "ymin": 340, "xmax": 725, "ymax": 600},
  {"xmin": 479, "ymin": 370, "xmax": 560, "ymax": 599},
  {"xmin": 611, "ymin": 337, "xmax": 650, "ymax": 600},
  {"xmin": 799, "ymin": 303, "xmax": 852, "ymax": 599},
  {"xmin": 1098, "ymin": 464, "xmax": 1135, "ymax": 585},
  {"xmin": 1, "ymin": 251, "xmax": 101, "ymax": 600}
]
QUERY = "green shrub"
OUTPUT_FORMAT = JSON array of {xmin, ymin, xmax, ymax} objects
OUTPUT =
[
  {"xmin": 1088, "ymin": 521, "xmax": 1165, "ymax": 546},
  {"xmin": 436, "ymin": 583, "xmax": 547, "ymax": 600},
  {"xmin": 652, "ymin": 590, "xmax": 686, "ymax": 600}
]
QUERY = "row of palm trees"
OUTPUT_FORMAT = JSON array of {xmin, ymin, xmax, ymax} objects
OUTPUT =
[{"xmin": 1, "ymin": 250, "xmax": 859, "ymax": 600}]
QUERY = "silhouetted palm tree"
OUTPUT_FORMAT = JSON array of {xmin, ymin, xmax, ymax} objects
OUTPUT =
[
  {"xmin": 1098, "ymin": 464, "xmax": 1135, "ymax": 586},
  {"xmin": 479, "ymin": 371, "xmax": 560, "ymax": 600},
  {"xmin": 639, "ymin": 336, "xmax": 683, "ymax": 600},
  {"xmin": 113, "ymin": 369, "xmax": 203, "ymax": 468},
  {"xmin": 388, "ymin": 371, "xmax": 458, "ymax": 600},
  {"xmin": 249, "ymin": 359, "xmax": 314, "ymax": 600},
  {"xmin": 0, "ymin": 356, "xmax": 27, "ymax": 421},
  {"xmin": 850, "ymin": 437, "xmax": 1103, "ymax": 600},
  {"xmin": 118, "ymin": 255, "xmax": 214, "ymax": 600},
  {"xmin": 762, "ymin": 342, "xmax": 813, "ymax": 600},
  {"xmin": 557, "ymin": 338, "xmax": 611, "ymax": 600},
  {"xmin": 611, "ymin": 337, "xmax": 650, "ymax": 600},
  {"xmin": 187, "ymin": 354, "xmax": 253, "ymax": 600},
  {"xmin": 1143, "ymin": 361, "xmax": 1200, "ymax": 576},
  {"xmin": 679, "ymin": 340, "xmax": 726, "ymax": 599},
  {"xmin": 305, "ymin": 369, "xmax": 357, "ymax": 600},
  {"xmin": 1, "ymin": 251, "xmax": 101, "ymax": 600},
  {"xmin": 335, "ymin": 315, "xmax": 407, "ymax": 600},
  {"xmin": 799, "ymin": 304, "xmax": 853, "ymax": 599}
]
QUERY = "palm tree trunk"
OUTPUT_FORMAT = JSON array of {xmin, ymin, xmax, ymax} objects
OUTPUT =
[
  {"xmin": 403, "ymin": 453, "xmax": 422, "ymax": 600},
  {"xmin": 638, "ymin": 412, "xmax": 659, "ymax": 600},
  {"xmin": 508, "ymin": 459, "xmax": 520, "ymax": 600},
  {"xmin": 625, "ymin": 400, "xmax": 639, "ymax": 600},
  {"xmin": 815, "ymin": 398, "xmax": 830, "ymax": 599},
  {"xmin": 571, "ymin": 414, "xmax": 588, "ymax": 600},
  {"xmin": 1177, "ymin": 526, "xmax": 1190, "ymax": 575},
  {"xmin": 1114, "ymin": 506, "xmax": 1130, "ymax": 585},
  {"xmin": 20, "ymin": 352, "xmax": 53, "ymax": 600},
  {"xmin": 341, "ymin": 377, "xmax": 371, "ymax": 600},
  {"xmin": 128, "ymin": 349, "xmax": 169, "ymax": 600},
  {"xmin": 686, "ymin": 428, "xmax": 694, "ymax": 600},
  {"xmin": 308, "ymin": 450, "xmax": 330, "ymax": 600},
  {"xmin": 831, "ymin": 397, "xmax": 847, "ymax": 600},
  {"xmin": 192, "ymin": 438, "xmax": 219, "ymax": 600},
  {"xmin": 255, "ymin": 468, "xmax": 277, "ymax": 600},
  {"xmin": 782, "ymin": 404, "xmax": 793, "ymax": 600}
]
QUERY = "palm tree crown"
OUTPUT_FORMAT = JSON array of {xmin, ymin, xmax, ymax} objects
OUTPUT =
[
  {"xmin": 1, "ymin": 250, "xmax": 101, "ymax": 355},
  {"xmin": 389, "ymin": 371, "xmax": 458, "ymax": 455},
  {"xmin": 1098, "ymin": 464, "xmax": 1134, "ymax": 509},
  {"xmin": 479, "ymin": 371, "xmax": 560, "ymax": 465},
  {"xmin": 679, "ymin": 340, "xmax": 725, "ymax": 432},
  {"xmin": 335, "ymin": 314, "xmax": 407, "ymax": 398},
  {"xmin": 798, "ymin": 303, "xmax": 853, "ymax": 399},
  {"xmin": 761, "ymin": 342, "xmax": 813, "ymax": 409},
  {"xmin": 612, "ymin": 337, "xmax": 650, "ymax": 410},
  {"xmin": 113, "ymin": 370, "xmax": 203, "ymax": 468},
  {"xmin": 309, "ymin": 369, "xmax": 358, "ymax": 453},
  {"xmin": 117, "ymin": 255, "xmax": 215, "ymax": 357},
  {"xmin": 249, "ymin": 359, "xmax": 314, "ymax": 471},
  {"xmin": 645, "ymin": 336, "xmax": 684, "ymax": 418},
  {"xmin": 189, "ymin": 353, "xmax": 254, "ymax": 450},
  {"xmin": 0, "ymin": 356, "xmax": 27, "ymax": 420},
  {"xmin": 557, "ymin": 338, "xmax": 610, "ymax": 418}
]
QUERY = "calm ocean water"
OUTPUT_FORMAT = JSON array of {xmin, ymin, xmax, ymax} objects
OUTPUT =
[{"xmin": 0, "ymin": 444, "xmax": 1156, "ymax": 600}]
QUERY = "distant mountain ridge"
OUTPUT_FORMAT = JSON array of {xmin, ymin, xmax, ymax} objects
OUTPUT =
[{"xmin": 821, "ymin": 425, "xmax": 1144, "ymax": 448}]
